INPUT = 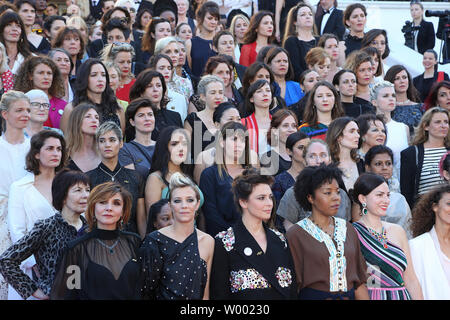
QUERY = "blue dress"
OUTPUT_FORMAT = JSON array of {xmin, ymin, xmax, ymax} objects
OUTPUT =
[
  {"xmin": 190, "ymin": 36, "xmax": 216, "ymax": 78},
  {"xmin": 283, "ymin": 81, "xmax": 304, "ymax": 107}
]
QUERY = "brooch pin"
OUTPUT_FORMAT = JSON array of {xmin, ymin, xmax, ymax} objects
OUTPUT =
[{"xmin": 244, "ymin": 247, "xmax": 252, "ymax": 256}]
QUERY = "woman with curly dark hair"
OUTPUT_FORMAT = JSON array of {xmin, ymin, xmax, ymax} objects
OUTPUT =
[
  {"xmin": 409, "ymin": 184, "xmax": 450, "ymax": 299},
  {"xmin": 14, "ymin": 55, "xmax": 66, "ymax": 129}
]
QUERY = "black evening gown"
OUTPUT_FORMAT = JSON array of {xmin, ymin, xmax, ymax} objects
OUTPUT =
[
  {"xmin": 140, "ymin": 228, "xmax": 207, "ymax": 300},
  {"xmin": 50, "ymin": 228, "xmax": 143, "ymax": 300}
]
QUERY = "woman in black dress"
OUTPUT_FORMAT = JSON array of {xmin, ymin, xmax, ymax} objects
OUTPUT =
[
  {"xmin": 50, "ymin": 182, "xmax": 143, "ymax": 300},
  {"xmin": 413, "ymin": 50, "xmax": 449, "ymax": 102},
  {"xmin": 86, "ymin": 121, "xmax": 146, "ymax": 238},
  {"xmin": 140, "ymin": 172, "xmax": 214, "ymax": 300},
  {"xmin": 343, "ymin": 4, "xmax": 367, "ymax": 56},
  {"xmin": 282, "ymin": 2, "xmax": 318, "ymax": 81},
  {"xmin": 210, "ymin": 168, "xmax": 297, "ymax": 300},
  {"xmin": 59, "ymin": 59, "xmax": 125, "ymax": 134},
  {"xmin": 129, "ymin": 69, "xmax": 183, "ymax": 141}
]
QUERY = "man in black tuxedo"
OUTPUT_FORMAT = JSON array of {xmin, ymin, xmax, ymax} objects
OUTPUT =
[
  {"xmin": 315, "ymin": 0, "xmax": 345, "ymax": 41},
  {"xmin": 90, "ymin": 0, "xmax": 104, "ymax": 20}
]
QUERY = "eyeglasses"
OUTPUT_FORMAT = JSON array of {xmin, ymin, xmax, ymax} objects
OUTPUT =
[{"xmin": 30, "ymin": 102, "xmax": 51, "ymax": 110}]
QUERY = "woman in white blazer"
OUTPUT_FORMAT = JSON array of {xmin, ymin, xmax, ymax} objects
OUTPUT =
[
  {"xmin": 7, "ymin": 130, "xmax": 66, "ymax": 300},
  {"xmin": 0, "ymin": 91, "xmax": 32, "ymax": 300},
  {"xmin": 409, "ymin": 184, "xmax": 450, "ymax": 300}
]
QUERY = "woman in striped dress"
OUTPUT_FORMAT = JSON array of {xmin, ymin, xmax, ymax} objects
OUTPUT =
[{"xmin": 350, "ymin": 173, "xmax": 424, "ymax": 300}]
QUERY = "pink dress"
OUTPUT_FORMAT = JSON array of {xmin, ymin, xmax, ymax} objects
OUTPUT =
[{"xmin": 44, "ymin": 97, "xmax": 67, "ymax": 129}]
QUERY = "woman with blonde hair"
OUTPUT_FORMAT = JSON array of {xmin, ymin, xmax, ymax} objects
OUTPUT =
[
  {"xmin": 101, "ymin": 42, "xmax": 135, "ymax": 102},
  {"xmin": 282, "ymin": 2, "xmax": 318, "ymax": 81},
  {"xmin": 0, "ymin": 90, "xmax": 31, "ymax": 299},
  {"xmin": 141, "ymin": 172, "xmax": 214, "ymax": 300},
  {"xmin": 401, "ymin": 107, "xmax": 450, "ymax": 209},
  {"xmin": 50, "ymin": 181, "xmax": 143, "ymax": 300},
  {"xmin": 154, "ymin": 36, "xmax": 193, "ymax": 103},
  {"xmin": 229, "ymin": 14, "xmax": 250, "ymax": 63}
]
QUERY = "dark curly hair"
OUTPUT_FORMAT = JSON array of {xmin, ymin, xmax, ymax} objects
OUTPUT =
[
  {"xmin": 294, "ymin": 164, "xmax": 343, "ymax": 211},
  {"xmin": 410, "ymin": 184, "xmax": 450, "ymax": 238},
  {"xmin": 232, "ymin": 167, "xmax": 275, "ymax": 228},
  {"xmin": 14, "ymin": 55, "xmax": 65, "ymax": 98}
]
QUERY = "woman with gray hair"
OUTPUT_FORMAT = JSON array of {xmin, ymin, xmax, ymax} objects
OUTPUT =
[
  {"xmin": 155, "ymin": 36, "xmax": 193, "ymax": 102},
  {"xmin": 48, "ymin": 48, "xmax": 74, "ymax": 103},
  {"xmin": 101, "ymin": 42, "xmax": 136, "ymax": 102},
  {"xmin": 86, "ymin": 121, "xmax": 146, "ymax": 238},
  {"xmin": 370, "ymin": 80, "xmax": 409, "ymax": 181},
  {"xmin": 0, "ymin": 90, "xmax": 31, "ymax": 299},
  {"xmin": 0, "ymin": 42, "xmax": 14, "ymax": 100},
  {"xmin": 184, "ymin": 75, "xmax": 225, "ymax": 162},
  {"xmin": 24, "ymin": 89, "xmax": 63, "ymax": 138}
]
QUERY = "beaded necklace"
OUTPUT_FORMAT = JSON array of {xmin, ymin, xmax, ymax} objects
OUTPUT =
[{"xmin": 367, "ymin": 226, "xmax": 389, "ymax": 249}]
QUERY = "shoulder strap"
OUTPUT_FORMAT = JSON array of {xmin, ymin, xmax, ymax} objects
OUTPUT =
[{"xmin": 129, "ymin": 141, "xmax": 153, "ymax": 166}]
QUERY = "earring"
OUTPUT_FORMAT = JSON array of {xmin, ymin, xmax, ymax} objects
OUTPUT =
[{"xmin": 361, "ymin": 203, "xmax": 368, "ymax": 216}]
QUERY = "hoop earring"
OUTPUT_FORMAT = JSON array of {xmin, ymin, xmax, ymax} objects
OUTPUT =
[{"xmin": 361, "ymin": 203, "xmax": 368, "ymax": 216}]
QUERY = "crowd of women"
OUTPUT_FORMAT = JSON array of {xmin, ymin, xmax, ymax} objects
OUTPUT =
[{"xmin": 0, "ymin": 0, "xmax": 448, "ymax": 300}]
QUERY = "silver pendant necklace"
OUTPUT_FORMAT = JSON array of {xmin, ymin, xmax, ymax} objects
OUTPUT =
[
  {"xmin": 99, "ymin": 166, "xmax": 122, "ymax": 182},
  {"xmin": 96, "ymin": 238, "xmax": 119, "ymax": 254}
]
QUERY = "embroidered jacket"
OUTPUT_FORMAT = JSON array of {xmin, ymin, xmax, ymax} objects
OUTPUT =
[{"xmin": 210, "ymin": 219, "xmax": 297, "ymax": 300}]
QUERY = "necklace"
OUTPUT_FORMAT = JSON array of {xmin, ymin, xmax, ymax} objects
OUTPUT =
[
  {"xmin": 367, "ymin": 225, "xmax": 389, "ymax": 249},
  {"xmin": 96, "ymin": 238, "xmax": 119, "ymax": 254},
  {"xmin": 396, "ymin": 99, "xmax": 411, "ymax": 106},
  {"xmin": 310, "ymin": 216, "xmax": 335, "ymax": 238},
  {"xmin": 99, "ymin": 165, "xmax": 122, "ymax": 181}
]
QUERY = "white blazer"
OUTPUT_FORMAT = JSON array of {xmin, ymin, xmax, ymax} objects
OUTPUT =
[{"xmin": 409, "ymin": 229, "xmax": 450, "ymax": 300}]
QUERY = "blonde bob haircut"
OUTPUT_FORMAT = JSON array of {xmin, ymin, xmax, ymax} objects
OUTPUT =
[
  {"xmin": 154, "ymin": 36, "xmax": 178, "ymax": 56},
  {"xmin": 413, "ymin": 107, "xmax": 450, "ymax": 148},
  {"xmin": 85, "ymin": 182, "xmax": 133, "ymax": 231}
]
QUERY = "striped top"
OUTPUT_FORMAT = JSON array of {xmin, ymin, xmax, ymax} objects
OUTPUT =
[
  {"xmin": 298, "ymin": 122, "xmax": 328, "ymax": 141},
  {"xmin": 418, "ymin": 147, "xmax": 447, "ymax": 195},
  {"xmin": 241, "ymin": 113, "xmax": 272, "ymax": 156},
  {"xmin": 353, "ymin": 222, "xmax": 411, "ymax": 300}
]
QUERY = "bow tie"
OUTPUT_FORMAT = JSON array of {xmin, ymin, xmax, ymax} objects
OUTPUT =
[{"xmin": 323, "ymin": 9, "xmax": 330, "ymax": 14}]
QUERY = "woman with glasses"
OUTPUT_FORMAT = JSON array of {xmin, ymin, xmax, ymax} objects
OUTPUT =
[
  {"xmin": 24, "ymin": 89, "xmax": 63, "ymax": 138},
  {"xmin": 277, "ymin": 139, "xmax": 351, "ymax": 232},
  {"xmin": 14, "ymin": 56, "xmax": 66, "ymax": 130}
]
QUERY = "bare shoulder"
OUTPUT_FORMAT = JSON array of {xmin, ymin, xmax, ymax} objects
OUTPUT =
[
  {"xmin": 384, "ymin": 222, "xmax": 408, "ymax": 246},
  {"xmin": 197, "ymin": 229, "xmax": 215, "ymax": 248}
]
